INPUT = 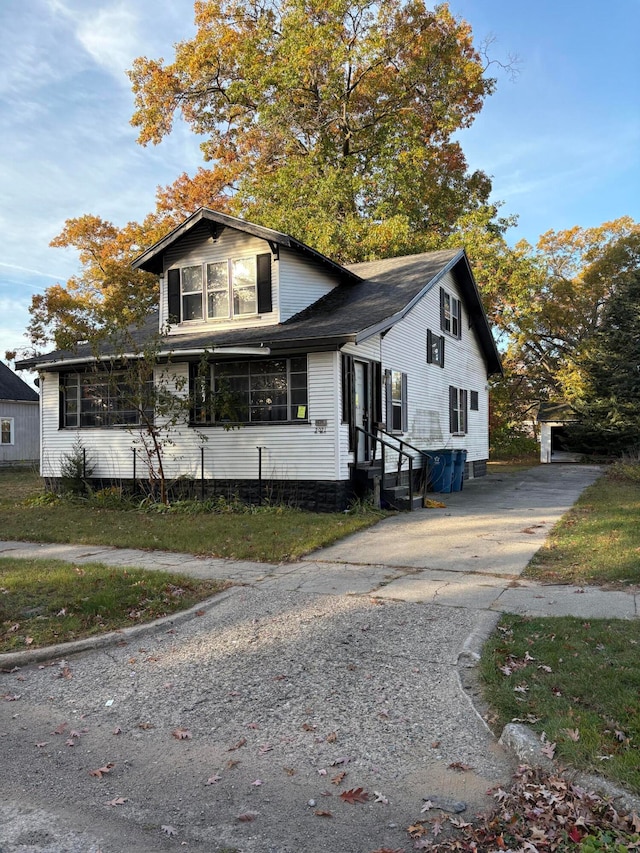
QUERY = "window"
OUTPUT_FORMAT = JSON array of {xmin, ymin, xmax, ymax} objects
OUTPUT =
[
  {"xmin": 470, "ymin": 390, "xmax": 479, "ymax": 411},
  {"xmin": 1, "ymin": 417, "xmax": 14, "ymax": 445},
  {"xmin": 61, "ymin": 372, "xmax": 154, "ymax": 428},
  {"xmin": 167, "ymin": 253, "xmax": 272, "ymax": 324},
  {"xmin": 449, "ymin": 386, "xmax": 468, "ymax": 434},
  {"xmin": 426, "ymin": 329, "xmax": 445, "ymax": 367},
  {"xmin": 385, "ymin": 369, "xmax": 407, "ymax": 433},
  {"xmin": 440, "ymin": 287, "xmax": 461, "ymax": 338},
  {"xmin": 191, "ymin": 357, "xmax": 308, "ymax": 425}
]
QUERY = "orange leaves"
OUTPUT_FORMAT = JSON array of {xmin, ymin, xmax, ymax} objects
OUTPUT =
[
  {"xmin": 339, "ymin": 787, "xmax": 369, "ymax": 805},
  {"xmin": 172, "ymin": 728, "xmax": 192, "ymax": 740},
  {"xmin": 89, "ymin": 762, "xmax": 115, "ymax": 778}
]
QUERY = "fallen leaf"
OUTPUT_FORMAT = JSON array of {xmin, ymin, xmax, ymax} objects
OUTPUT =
[
  {"xmin": 195, "ymin": 609, "xmax": 206, "ymax": 616},
  {"xmin": 246, "ymin": 722, "xmax": 260, "ymax": 729},
  {"xmin": 2, "ymin": 693, "xmax": 21, "ymax": 701},
  {"xmin": 225, "ymin": 759, "xmax": 240, "ymax": 770},
  {"xmin": 228, "ymin": 737, "xmax": 247, "ymax": 751},
  {"xmin": 564, "ymin": 728, "xmax": 580, "ymax": 742},
  {"xmin": 258, "ymin": 744, "xmax": 273, "ymax": 755},
  {"xmin": 52, "ymin": 722, "xmax": 68, "ymax": 735},
  {"xmin": 317, "ymin": 768, "xmax": 327, "ymax": 776},
  {"xmin": 89, "ymin": 763, "xmax": 115, "ymax": 778},
  {"xmin": 340, "ymin": 787, "xmax": 369, "ymax": 804},
  {"xmin": 314, "ymin": 809, "xmax": 333, "ymax": 817},
  {"xmin": 326, "ymin": 731, "xmax": 338, "ymax": 743},
  {"xmin": 206, "ymin": 775, "xmax": 222, "ymax": 785},
  {"xmin": 113, "ymin": 727, "xmax": 122, "ymax": 735},
  {"xmin": 138, "ymin": 722, "xmax": 154, "ymax": 730},
  {"xmin": 161, "ymin": 825, "xmax": 177, "ymax": 836},
  {"xmin": 331, "ymin": 771, "xmax": 346, "ymax": 785},
  {"xmin": 172, "ymin": 728, "xmax": 192, "ymax": 740},
  {"xmin": 541, "ymin": 741, "xmax": 557, "ymax": 759},
  {"xmin": 35, "ymin": 742, "xmax": 48, "ymax": 748},
  {"xmin": 374, "ymin": 791, "xmax": 389, "ymax": 804},
  {"xmin": 421, "ymin": 799, "xmax": 433, "ymax": 813},
  {"xmin": 448, "ymin": 762, "xmax": 473, "ymax": 772},
  {"xmin": 25, "ymin": 636, "xmax": 34, "ymax": 645},
  {"xmin": 237, "ymin": 811, "xmax": 258, "ymax": 822},
  {"xmin": 251, "ymin": 779, "xmax": 262, "ymax": 786},
  {"xmin": 106, "ymin": 797, "xmax": 127, "ymax": 806},
  {"xmin": 283, "ymin": 767, "xmax": 296, "ymax": 776},
  {"xmin": 302, "ymin": 722, "xmax": 316, "ymax": 731}
]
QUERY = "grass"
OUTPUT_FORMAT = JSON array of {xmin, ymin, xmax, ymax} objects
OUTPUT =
[
  {"xmin": 480, "ymin": 614, "xmax": 640, "ymax": 794},
  {"xmin": 0, "ymin": 556, "xmax": 228, "ymax": 652},
  {"xmin": 0, "ymin": 469, "xmax": 385, "ymax": 563},
  {"xmin": 525, "ymin": 468, "xmax": 640, "ymax": 586},
  {"xmin": 487, "ymin": 456, "xmax": 540, "ymax": 475}
]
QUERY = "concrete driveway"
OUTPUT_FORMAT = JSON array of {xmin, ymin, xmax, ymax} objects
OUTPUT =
[{"xmin": 0, "ymin": 463, "xmax": 628, "ymax": 853}]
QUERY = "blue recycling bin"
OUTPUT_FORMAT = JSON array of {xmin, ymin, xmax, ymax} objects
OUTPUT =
[
  {"xmin": 452, "ymin": 449, "xmax": 467, "ymax": 492},
  {"xmin": 428, "ymin": 449, "xmax": 455, "ymax": 493}
]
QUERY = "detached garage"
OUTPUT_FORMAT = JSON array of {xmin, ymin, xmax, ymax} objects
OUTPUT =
[{"xmin": 538, "ymin": 402, "xmax": 582, "ymax": 463}]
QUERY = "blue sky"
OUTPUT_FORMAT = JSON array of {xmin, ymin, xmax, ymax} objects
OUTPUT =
[{"xmin": 1, "ymin": 0, "xmax": 639, "ymax": 362}]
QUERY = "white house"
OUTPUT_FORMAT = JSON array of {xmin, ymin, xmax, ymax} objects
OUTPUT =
[
  {"xmin": 0, "ymin": 361, "xmax": 39, "ymax": 467},
  {"xmin": 17, "ymin": 208, "xmax": 501, "ymax": 510}
]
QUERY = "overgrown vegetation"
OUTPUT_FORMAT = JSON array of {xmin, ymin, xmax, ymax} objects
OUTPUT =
[
  {"xmin": 0, "ymin": 469, "xmax": 385, "ymax": 563},
  {"xmin": 480, "ymin": 615, "xmax": 640, "ymax": 794},
  {"xmin": 525, "ymin": 464, "xmax": 640, "ymax": 586},
  {"xmin": 0, "ymin": 557, "xmax": 227, "ymax": 652}
]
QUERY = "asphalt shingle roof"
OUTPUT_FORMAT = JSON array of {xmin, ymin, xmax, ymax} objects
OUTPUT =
[{"xmin": 0, "ymin": 361, "xmax": 39, "ymax": 401}]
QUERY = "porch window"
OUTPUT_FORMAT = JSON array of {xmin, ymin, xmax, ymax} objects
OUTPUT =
[
  {"xmin": 440, "ymin": 287, "xmax": 461, "ymax": 338},
  {"xmin": 191, "ymin": 357, "xmax": 308, "ymax": 425},
  {"xmin": 1, "ymin": 417, "xmax": 14, "ymax": 445},
  {"xmin": 449, "ymin": 386, "xmax": 468, "ymax": 434},
  {"xmin": 60, "ymin": 371, "xmax": 154, "ymax": 428},
  {"xmin": 167, "ymin": 253, "xmax": 272, "ymax": 323},
  {"xmin": 385, "ymin": 369, "xmax": 407, "ymax": 433}
]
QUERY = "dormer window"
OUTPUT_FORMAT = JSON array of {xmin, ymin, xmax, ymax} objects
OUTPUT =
[{"xmin": 167, "ymin": 253, "xmax": 272, "ymax": 324}]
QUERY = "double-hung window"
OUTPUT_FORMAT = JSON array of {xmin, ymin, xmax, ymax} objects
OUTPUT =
[
  {"xmin": 1, "ymin": 417, "xmax": 14, "ymax": 445},
  {"xmin": 385, "ymin": 369, "xmax": 408, "ymax": 433},
  {"xmin": 449, "ymin": 386, "xmax": 468, "ymax": 434},
  {"xmin": 168, "ymin": 253, "xmax": 272, "ymax": 324},
  {"xmin": 426, "ymin": 329, "xmax": 445, "ymax": 367},
  {"xmin": 440, "ymin": 287, "xmax": 461, "ymax": 338},
  {"xmin": 61, "ymin": 372, "xmax": 154, "ymax": 428}
]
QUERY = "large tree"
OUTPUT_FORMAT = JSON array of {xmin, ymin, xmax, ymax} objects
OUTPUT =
[{"xmin": 129, "ymin": 0, "xmax": 497, "ymax": 262}]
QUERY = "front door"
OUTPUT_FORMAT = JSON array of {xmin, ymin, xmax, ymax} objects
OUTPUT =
[{"xmin": 354, "ymin": 360, "xmax": 370, "ymax": 462}]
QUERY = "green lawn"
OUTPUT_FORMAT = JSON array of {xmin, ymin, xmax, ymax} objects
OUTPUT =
[
  {"xmin": 481, "ymin": 615, "xmax": 640, "ymax": 794},
  {"xmin": 525, "ymin": 470, "xmax": 640, "ymax": 586},
  {"xmin": 0, "ymin": 556, "xmax": 227, "ymax": 652},
  {"xmin": 0, "ymin": 469, "xmax": 385, "ymax": 563},
  {"xmin": 481, "ymin": 463, "xmax": 640, "ymax": 795}
]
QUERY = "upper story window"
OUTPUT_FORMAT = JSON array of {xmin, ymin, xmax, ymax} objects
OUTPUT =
[
  {"xmin": 440, "ymin": 287, "xmax": 461, "ymax": 339},
  {"xmin": 167, "ymin": 253, "xmax": 272, "ymax": 324},
  {"xmin": 60, "ymin": 371, "xmax": 154, "ymax": 428}
]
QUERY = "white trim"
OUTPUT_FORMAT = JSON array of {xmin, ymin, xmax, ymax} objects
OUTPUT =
[{"xmin": 1, "ymin": 416, "xmax": 14, "ymax": 445}]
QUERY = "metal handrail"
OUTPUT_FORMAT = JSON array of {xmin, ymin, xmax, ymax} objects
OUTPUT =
[{"xmin": 354, "ymin": 426, "xmax": 415, "ymax": 510}]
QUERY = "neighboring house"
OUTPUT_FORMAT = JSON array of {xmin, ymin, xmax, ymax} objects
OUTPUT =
[
  {"xmin": 537, "ymin": 401, "xmax": 582, "ymax": 463},
  {"xmin": 0, "ymin": 361, "xmax": 39, "ymax": 467},
  {"xmin": 16, "ymin": 208, "xmax": 501, "ymax": 510}
]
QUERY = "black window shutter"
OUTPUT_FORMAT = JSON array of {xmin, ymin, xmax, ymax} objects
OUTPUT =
[
  {"xmin": 401, "ymin": 372, "xmax": 408, "ymax": 432},
  {"xmin": 461, "ymin": 389, "xmax": 468, "ymax": 433},
  {"xmin": 167, "ymin": 269, "xmax": 181, "ymax": 323},
  {"xmin": 372, "ymin": 362, "xmax": 382, "ymax": 425},
  {"xmin": 426, "ymin": 329, "xmax": 433, "ymax": 363},
  {"xmin": 384, "ymin": 369, "xmax": 393, "ymax": 431},
  {"xmin": 449, "ymin": 385, "xmax": 457, "ymax": 433},
  {"xmin": 58, "ymin": 377, "xmax": 65, "ymax": 430},
  {"xmin": 341, "ymin": 354, "xmax": 353, "ymax": 424},
  {"xmin": 257, "ymin": 253, "xmax": 272, "ymax": 314},
  {"xmin": 440, "ymin": 335, "xmax": 445, "ymax": 368},
  {"xmin": 439, "ymin": 287, "xmax": 446, "ymax": 331},
  {"xmin": 456, "ymin": 299, "xmax": 462, "ymax": 339}
]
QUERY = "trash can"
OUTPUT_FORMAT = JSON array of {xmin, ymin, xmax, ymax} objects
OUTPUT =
[
  {"xmin": 428, "ymin": 449, "xmax": 455, "ymax": 493},
  {"xmin": 452, "ymin": 449, "xmax": 467, "ymax": 492}
]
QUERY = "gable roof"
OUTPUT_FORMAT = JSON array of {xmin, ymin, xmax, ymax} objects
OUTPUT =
[
  {"xmin": 537, "ymin": 401, "xmax": 578, "ymax": 423},
  {"xmin": 132, "ymin": 207, "xmax": 361, "ymax": 285},
  {"xmin": 16, "ymin": 212, "xmax": 502, "ymax": 376},
  {"xmin": 0, "ymin": 361, "xmax": 39, "ymax": 401}
]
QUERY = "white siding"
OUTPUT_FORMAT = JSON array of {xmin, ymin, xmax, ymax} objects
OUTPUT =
[
  {"xmin": 0, "ymin": 400, "xmax": 39, "ymax": 465},
  {"xmin": 278, "ymin": 248, "xmax": 341, "ymax": 321},
  {"xmin": 381, "ymin": 269, "xmax": 490, "ymax": 465},
  {"xmin": 161, "ymin": 223, "xmax": 279, "ymax": 332},
  {"xmin": 40, "ymin": 353, "xmax": 344, "ymax": 483}
]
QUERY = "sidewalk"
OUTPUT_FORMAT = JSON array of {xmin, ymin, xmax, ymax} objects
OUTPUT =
[
  {"xmin": 0, "ymin": 464, "xmax": 636, "ymax": 621},
  {"xmin": 0, "ymin": 464, "xmax": 637, "ymax": 853}
]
